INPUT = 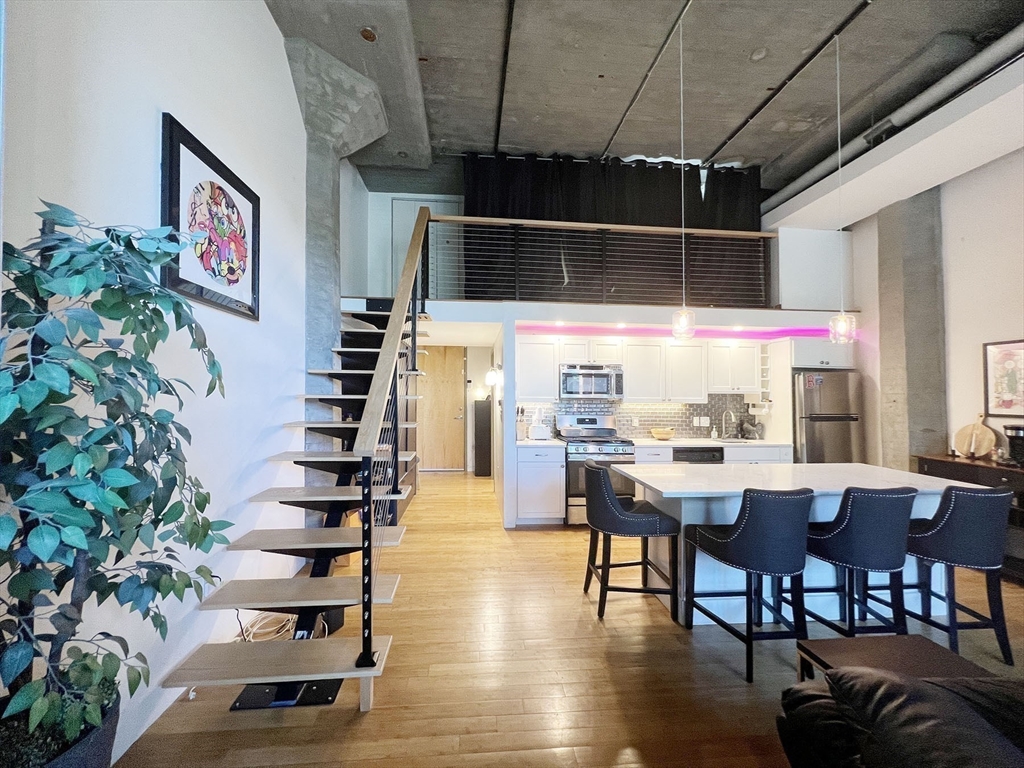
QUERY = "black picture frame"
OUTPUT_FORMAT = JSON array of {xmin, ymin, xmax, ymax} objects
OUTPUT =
[
  {"xmin": 983, "ymin": 339, "xmax": 1024, "ymax": 418},
  {"xmin": 160, "ymin": 113, "xmax": 260, "ymax": 320}
]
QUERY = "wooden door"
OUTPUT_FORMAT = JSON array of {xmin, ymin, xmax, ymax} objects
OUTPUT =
[{"xmin": 419, "ymin": 346, "xmax": 466, "ymax": 470}]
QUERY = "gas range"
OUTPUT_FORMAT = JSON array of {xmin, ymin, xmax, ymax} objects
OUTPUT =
[
  {"xmin": 556, "ymin": 415, "xmax": 634, "ymax": 456},
  {"xmin": 559, "ymin": 437, "xmax": 634, "ymax": 455}
]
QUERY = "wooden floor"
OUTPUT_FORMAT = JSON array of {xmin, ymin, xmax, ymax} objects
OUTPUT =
[{"xmin": 118, "ymin": 473, "xmax": 1024, "ymax": 768}]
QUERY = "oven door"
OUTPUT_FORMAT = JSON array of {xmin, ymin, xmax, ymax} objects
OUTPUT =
[{"xmin": 566, "ymin": 455, "xmax": 636, "ymax": 524}]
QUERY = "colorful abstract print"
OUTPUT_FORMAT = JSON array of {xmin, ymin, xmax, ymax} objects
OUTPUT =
[{"xmin": 187, "ymin": 180, "xmax": 248, "ymax": 286}]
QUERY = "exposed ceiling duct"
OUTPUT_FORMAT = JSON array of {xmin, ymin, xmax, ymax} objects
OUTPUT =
[{"xmin": 761, "ymin": 21, "xmax": 1024, "ymax": 215}]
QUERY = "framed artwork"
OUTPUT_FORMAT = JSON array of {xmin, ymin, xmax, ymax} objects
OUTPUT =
[
  {"xmin": 983, "ymin": 339, "xmax": 1024, "ymax": 417},
  {"xmin": 160, "ymin": 113, "xmax": 260, "ymax": 320}
]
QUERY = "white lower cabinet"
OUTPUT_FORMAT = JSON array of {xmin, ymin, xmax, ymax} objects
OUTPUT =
[
  {"xmin": 722, "ymin": 444, "xmax": 794, "ymax": 464},
  {"xmin": 516, "ymin": 446, "xmax": 566, "ymax": 520},
  {"xmin": 634, "ymin": 446, "xmax": 673, "ymax": 463}
]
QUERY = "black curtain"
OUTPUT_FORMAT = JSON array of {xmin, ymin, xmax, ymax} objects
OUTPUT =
[{"xmin": 701, "ymin": 166, "xmax": 761, "ymax": 232}]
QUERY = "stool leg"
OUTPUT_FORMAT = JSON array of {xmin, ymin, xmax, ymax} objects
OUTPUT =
[
  {"xmin": 684, "ymin": 538, "xmax": 697, "ymax": 630},
  {"xmin": 844, "ymin": 569, "xmax": 857, "ymax": 637},
  {"xmin": 584, "ymin": 528, "xmax": 599, "ymax": 593},
  {"xmin": 641, "ymin": 537, "xmax": 649, "ymax": 588},
  {"xmin": 836, "ymin": 565, "xmax": 848, "ymax": 624},
  {"xmin": 598, "ymin": 533, "xmax": 612, "ymax": 619},
  {"xmin": 669, "ymin": 534, "xmax": 680, "ymax": 624},
  {"xmin": 791, "ymin": 574, "xmax": 808, "ymax": 640},
  {"xmin": 745, "ymin": 572, "xmax": 755, "ymax": 683},
  {"xmin": 856, "ymin": 570, "xmax": 868, "ymax": 623},
  {"xmin": 754, "ymin": 575, "xmax": 764, "ymax": 628},
  {"xmin": 889, "ymin": 570, "xmax": 907, "ymax": 635},
  {"xmin": 944, "ymin": 564, "xmax": 959, "ymax": 655},
  {"xmin": 986, "ymin": 569, "xmax": 1014, "ymax": 666},
  {"xmin": 771, "ymin": 576, "xmax": 783, "ymax": 624},
  {"xmin": 916, "ymin": 558, "xmax": 933, "ymax": 620}
]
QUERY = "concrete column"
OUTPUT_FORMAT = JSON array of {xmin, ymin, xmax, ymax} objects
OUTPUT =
[
  {"xmin": 877, "ymin": 188, "xmax": 948, "ymax": 470},
  {"xmin": 283, "ymin": 39, "xmax": 388, "ymax": 467}
]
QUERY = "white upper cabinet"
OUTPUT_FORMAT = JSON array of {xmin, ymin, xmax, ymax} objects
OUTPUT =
[
  {"xmin": 666, "ymin": 342, "xmax": 708, "ymax": 402},
  {"xmin": 708, "ymin": 341, "xmax": 761, "ymax": 393},
  {"xmin": 516, "ymin": 338, "xmax": 559, "ymax": 401},
  {"xmin": 623, "ymin": 341, "xmax": 666, "ymax": 402},
  {"xmin": 791, "ymin": 338, "xmax": 855, "ymax": 369},
  {"xmin": 559, "ymin": 337, "xmax": 622, "ymax": 364}
]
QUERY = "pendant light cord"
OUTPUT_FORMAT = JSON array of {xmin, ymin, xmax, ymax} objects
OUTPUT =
[
  {"xmin": 835, "ymin": 35, "xmax": 845, "ymax": 316},
  {"xmin": 679, "ymin": 23, "xmax": 687, "ymax": 308}
]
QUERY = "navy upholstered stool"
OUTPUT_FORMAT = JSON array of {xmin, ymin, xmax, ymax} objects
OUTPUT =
[
  {"xmin": 904, "ymin": 485, "xmax": 1014, "ymax": 665},
  {"xmin": 684, "ymin": 488, "xmax": 814, "ymax": 683},
  {"xmin": 803, "ymin": 486, "xmax": 917, "ymax": 637},
  {"xmin": 583, "ymin": 460, "xmax": 680, "ymax": 622}
]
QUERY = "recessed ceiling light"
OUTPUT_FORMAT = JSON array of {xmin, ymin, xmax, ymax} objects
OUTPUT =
[
  {"xmin": 733, "ymin": 325, "xmax": 743, "ymax": 331},
  {"xmin": 359, "ymin": 27, "xmax": 377, "ymax": 43},
  {"xmin": 555, "ymin": 321, "xmax": 565, "ymax": 327},
  {"xmin": 616, "ymin": 323, "xmax": 626, "ymax": 328}
]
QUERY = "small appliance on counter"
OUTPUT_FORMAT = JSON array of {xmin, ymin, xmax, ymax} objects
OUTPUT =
[
  {"xmin": 529, "ymin": 423, "xmax": 552, "ymax": 440},
  {"xmin": 1004, "ymin": 424, "xmax": 1024, "ymax": 467}
]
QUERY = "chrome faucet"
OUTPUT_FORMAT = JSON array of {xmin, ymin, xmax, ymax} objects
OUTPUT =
[{"xmin": 722, "ymin": 410, "xmax": 737, "ymax": 439}]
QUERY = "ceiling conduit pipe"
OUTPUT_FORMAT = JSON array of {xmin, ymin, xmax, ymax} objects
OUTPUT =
[{"xmin": 761, "ymin": 21, "xmax": 1024, "ymax": 215}]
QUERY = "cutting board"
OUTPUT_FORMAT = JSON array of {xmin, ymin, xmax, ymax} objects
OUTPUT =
[{"xmin": 954, "ymin": 413, "xmax": 996, "ymax": 457}]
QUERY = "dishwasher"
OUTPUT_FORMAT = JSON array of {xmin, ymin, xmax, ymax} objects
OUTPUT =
[{"xmin": 672, "ymin": 447, "xmax": 724, "ymax": 464}]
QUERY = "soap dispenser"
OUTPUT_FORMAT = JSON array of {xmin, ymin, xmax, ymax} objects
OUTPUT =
[{"xmin": 710, "ymin": 426, "xmax": 718, "ymax": 439}]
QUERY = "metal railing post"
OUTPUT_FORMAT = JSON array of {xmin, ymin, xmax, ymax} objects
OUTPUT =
[
  {"xmin": 355, "ymin": 454, "xmax": 376, "ymax": 668},
  {"xmin": 419, "ymin": 226, "xmax": 429, "ymax": 311},
  {"xmin": 600, "ymin": 229, "xmax": 608, "ymax": 303},
  {"xmin": 410, "ymin": 287, "xmax": 418, "ymax": 373},
  {"xmin": 512, "ymin": 224, "xmax": 521, "ymax": 301},
  {"xmin": 389, "ymin": 371, "xmax": 400, "ymax": 526}
]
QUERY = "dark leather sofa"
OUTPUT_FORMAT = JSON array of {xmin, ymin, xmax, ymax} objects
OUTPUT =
[{"xmin": 776, "ymin": 667, "xmax": 1024, "ymax": 768}]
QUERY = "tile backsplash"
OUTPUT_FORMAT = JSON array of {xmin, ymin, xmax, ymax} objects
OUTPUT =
[{"xmin": 518, "ymin": 395, "xmax": 756, "ymax": 439}]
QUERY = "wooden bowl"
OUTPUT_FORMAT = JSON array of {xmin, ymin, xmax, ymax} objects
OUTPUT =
[{"xmin": 650, "ymin": 428, "xmax": 675, "ymax": 441}]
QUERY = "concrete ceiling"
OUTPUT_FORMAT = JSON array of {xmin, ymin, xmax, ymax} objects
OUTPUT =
[{"xmin": 269, "ymin": 0, "xmax": 1024, "ymax": 193}]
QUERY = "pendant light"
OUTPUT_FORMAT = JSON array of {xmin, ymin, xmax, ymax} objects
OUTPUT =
[
  {"xmin": 829, "ymin": 34, "xmax": 856, "ymax": 344},
  {"xmin": 672, "ymin": 23, "xmax": 696, "ymax": 340}
]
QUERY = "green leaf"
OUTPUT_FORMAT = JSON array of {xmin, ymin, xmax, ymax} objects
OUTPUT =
[
  {"xmin": 84, "ymin": 701, "xmax": 103, "ymax": 727},
  {"xmin": 88, "ymin": 445, "xmax": 109, "ymax": 471},
  {"xmin": 60, "ymin": 526, "xmax": 89, "ymax": 550},
  {"xmin": 18, "ymin": 380, "xmax": 49, "ymax": 413},
  {"xmin": 39, "ymin": 200, "xmax": 79, "ymax": 227},
  {"xmin": 63, "ymin": 702, "xmax": 84, "ymax": 742},
  {"xmin": 153, "ymin": 409, "xmax": 174, "ymax": 424},
  {"xmin": 0, "ymin": 393, "xmax": 20, "ymax": 424},
  {"xmin": 101, "ymin": 653, "xmax": 121, "ymax": 680},
  {"xmin": 1, "ymin": 642, "xmax": 34, "ymax": 688},
  {"xmin": 136, "ymin": 238, "xmax": 159, "ymax": 253},
  {"xmin": 34, "ymin": 363, "xmax": 71, "ymax": 394},
  {"xmin": 45, "ymin": 441, "xmax": 77, "ymax": 474},
  {"xmin": 28, "ymin": 690, "xmax": 50, "ymax": 733},
  {"xmin": 103, "ymin": 489, "xmax": 128, "ymax": 509},
  {"xmin": 138, "ymin": 523, "xmax": 155, "ymax": 550},
  {"xmin": 27, "ymin": 525, "xmax": 60, "ymax": 561},
  {"xmin": 8, "ymin": 569, "xmax": 55, "ymax": 600},
  {"xmin": 69, "ymin": 359, "xmax": 100, "ymax": 385},
  {"xmin": 73, "ymin": 452, "xmax": 93, "ymax": 477},
  {"xmin": 101, "ymin": 468, "xmax": 138, "ymax": 488},
  {"xmin": 126, "ymin": 665, "xmax": 142, "ymax": 696},
  {"xmin": 3, "ymin": 678, "xmax": 44, "ymax": 717},
  {"xmin": 36, "ymin": 317, "xmax": 66, "ymax": 345},
  {"xmin": 0, "ymin": 515, "xmax": 17, "ymax": 549},
  {"xmin": 209, "ymin": 519, "xmax": 233, "ymax": 531},
  {"xmin": 163, "ymin": 501, "xmax": 185, "ymax": 524}
]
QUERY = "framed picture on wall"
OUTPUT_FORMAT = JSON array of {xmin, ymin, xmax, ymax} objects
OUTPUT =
[
  {"xmin": 983, "ymin": 339, "xmax": 1024, "ymax": 417},
  {"xmin": 160, "ymin": 113, "xmax": 260, "ymax": 320}
]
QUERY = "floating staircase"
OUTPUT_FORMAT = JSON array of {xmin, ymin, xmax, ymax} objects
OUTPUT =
[{"xmin": 162, "ymin": 207, "xmax": 432, "ymax": 713}]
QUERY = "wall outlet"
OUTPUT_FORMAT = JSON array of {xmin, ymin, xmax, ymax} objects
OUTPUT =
[
  {"xmin": 699, "ymin": 416, "xmax": 710, "ymax": 427},
  {"xmin": 632, "ymin": 417, "xmax": 640, "ymax": 427},
  {"xmin": 692, "ymin": 416, "xmax": 700, "ymax": 426}
]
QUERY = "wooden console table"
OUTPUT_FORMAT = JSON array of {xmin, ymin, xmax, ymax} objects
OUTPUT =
[{"xmin": 915, "ymin": 454, "xmax": 1024, "ymax": 583}]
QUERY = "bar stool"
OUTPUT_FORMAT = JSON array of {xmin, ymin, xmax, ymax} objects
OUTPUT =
[
  {"xmin": 904, "ymin": 486, "xmax": 1014, "ymax": 665},
  {"xmin": 582, "ymin": 460, "xmax": 680, "ymax": 622},
  {"xmin": 803, "ymin": 487, "xmax": 917, "ymax": 637},
  {"xmin": 684, "ymin": 488, "xmax": 814, "ymax": 683}
]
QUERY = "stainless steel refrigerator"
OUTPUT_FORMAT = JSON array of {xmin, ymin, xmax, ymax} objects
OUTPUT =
[{"xmin": 793, "ymin": 369, "xmax": 864, "ymax": 463}]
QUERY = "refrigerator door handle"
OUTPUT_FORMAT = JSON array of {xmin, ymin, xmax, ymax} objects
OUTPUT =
[{"xmin": 804, "ymin": 414, "xmax": 860, "ymax": 422}]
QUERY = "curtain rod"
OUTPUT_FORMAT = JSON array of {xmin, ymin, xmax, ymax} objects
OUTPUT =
[{"xmin": 436, "ymin": 152, "xmax": 726, "ymax": 169}]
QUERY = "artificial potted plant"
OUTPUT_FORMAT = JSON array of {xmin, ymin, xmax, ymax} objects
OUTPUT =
[{"xmin": 0, "ymin": 203, "xmax": 228, "ymax": 767}]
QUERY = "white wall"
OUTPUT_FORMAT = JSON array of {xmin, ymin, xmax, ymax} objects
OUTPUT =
[
  {"xmin": 941, "ymin": 149, "xmax": 1024, "ymax": 446},
  {"xmin": 339, "ymin": 159, "xmax": 369, "ymax": 295},
  {"xmin": 776, "ymin": 228, "xmax": 853, "ymax": 311},
  {"xmin": 851, "ymin": 215, "xmax": 882, "ymax": 465},
  {"xmin": 2, "ymin": 0, "xmax": 306, "ymax": 757}
]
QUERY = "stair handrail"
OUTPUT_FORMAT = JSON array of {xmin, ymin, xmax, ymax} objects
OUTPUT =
[{"xmin": 353, "ymin": 205, "xmax": 431, "ymax": 458}]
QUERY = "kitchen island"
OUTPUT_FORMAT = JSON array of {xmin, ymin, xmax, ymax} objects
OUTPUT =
[{"xmin": 611, "ymin": 462, "xmax": 982, "ymax": 624}]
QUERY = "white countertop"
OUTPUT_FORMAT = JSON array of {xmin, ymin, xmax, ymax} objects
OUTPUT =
[
  {"xmin": 516, "ymin": 439, "xmax": 564, "ymax": 447},
  {"xmin": 631, "ymin": 437, "xmax": 792, "ymax": 448},
  {"xmin": 612, "ymin": 462, "xmax": 981, "ymax": 498}
]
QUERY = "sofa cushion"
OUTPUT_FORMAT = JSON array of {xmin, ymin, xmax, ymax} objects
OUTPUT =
[
  {"xmin": 825, "ymin": 667, "xmax": 1024, "ymax": 768},
  {"xmin": 778, "ymin": 681, "xmax": 867, "ymax": 768},
  {"xmin": 926, "ymin": 677, "xmax": 1024, "ymax": 754}
]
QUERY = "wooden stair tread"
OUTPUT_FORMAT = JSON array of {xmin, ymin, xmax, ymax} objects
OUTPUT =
[
  {"xmin": 300, "ymin": 394, "xmax": 418, "ymax": 401},
  {"xmin": 250, "ymin": 485, "xmax": 411, "ymax": 503},
  {"xmin": 284, "ymin": 421, "xmax": 417, "ymax": 429},
  {"xmin": 228, "ymin": 526, "xmax": 404, "ymax": 553},
  {"xmin": 268, "ymin": 451, "xmax": 416, "ymax": 463},
  {"xmin": 200, "ymin": 574, "xmax": 400, "ymax": 611},
  {"xmin": 162, "ymin": 635, "xmax": 392, "ymax": 688},
  {"xmin": 308, "ymin": 369, "xmax": 424, "ymax": 378}
]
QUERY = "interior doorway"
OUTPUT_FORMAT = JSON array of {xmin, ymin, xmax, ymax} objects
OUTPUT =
[{"xmin": 418, "ymin": 346, "xmax": 466, "ymax": 470}]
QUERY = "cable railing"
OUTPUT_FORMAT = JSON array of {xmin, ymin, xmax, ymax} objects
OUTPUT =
[
  {"xmin": 351, "ymin": 205, "xmax": 428, "ymax": 668},
  {"xmin": 423, "ymin": 215, "xmax": 776, "ymax": 308}
]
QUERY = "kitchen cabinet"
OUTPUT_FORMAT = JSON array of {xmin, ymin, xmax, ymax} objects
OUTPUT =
[
  {"xmin": 516, "ymin": 446, "xmax": 566, "ymax": 521},
  {"xmin": 559, "ymin": 337, "xmax": 622, "ymax": 364},
  {"xmin": 623, "ymin": 341, "xmax": 666, "ymax": 402},
  {"xmin": 722, "ymin": 444, "xmax": 793, "ymax": 464},
  {"xmin": 666, "ymin": 342, "xmax": 707, "ymax": 403},
  {"xmin": 792, "ymin": 337, "xmax": 855, "ymax": 369},
  {"xmin": 708, "ymin": 341, "xmax": 760, "ymax": 393},
  {"xmin": 635, "ymin": 445, "xmax": 673, "ymax": 463},
  {"xmin": 516, "ymin": 339, "xmax": 559, "ymax": 402}
]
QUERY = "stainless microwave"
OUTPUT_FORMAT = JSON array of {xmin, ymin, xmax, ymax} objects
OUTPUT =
[{"xmin": 559, "ymin": 364, "xmax": 624, "ymax": 400}]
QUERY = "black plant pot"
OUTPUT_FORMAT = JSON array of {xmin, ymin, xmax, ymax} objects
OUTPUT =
[{"xmin": 46, "ymin": 696, "xmax": 120, "ymax": 768}]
